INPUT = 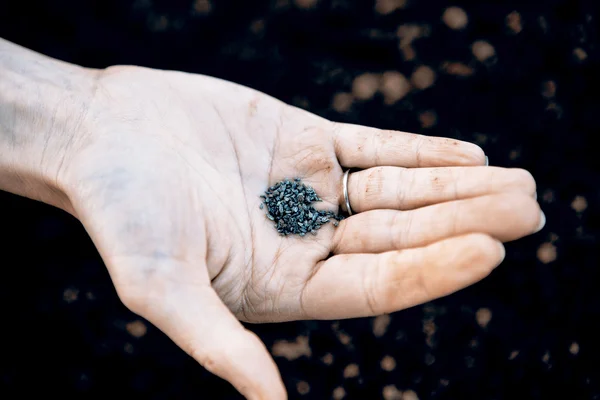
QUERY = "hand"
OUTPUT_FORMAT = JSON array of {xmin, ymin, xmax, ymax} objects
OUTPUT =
[{"xmin": 49, "ymin": 66, "xmax": 542, "ymax": 399}]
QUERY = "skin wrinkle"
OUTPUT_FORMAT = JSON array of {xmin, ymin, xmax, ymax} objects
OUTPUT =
[
  {"xmin": 210, "ymin": 104, "xmax": 258, "ymax": 320},
  {"xmin": 363, "ymin": 251, "xmax": 380, "ymax": 315}
]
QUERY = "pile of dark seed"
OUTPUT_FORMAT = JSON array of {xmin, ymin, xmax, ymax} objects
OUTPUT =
[{"xmin": 260, "ymin": 178, "xmax": 344, "ymax": 236}]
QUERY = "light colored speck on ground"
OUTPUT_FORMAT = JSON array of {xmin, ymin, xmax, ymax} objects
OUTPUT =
[
  {"xmin": 380, "ymin": 71, "xmax": 411, "ymax": 104},
  {"xmin": 574, "ymin": 48, "xmax": 588, "ymax": 61},
  {"xmin": 333, "ymin": 386, "xmax": 346, "ymax": 399},
  {"xmin": 337, "ymin": 332, "xmax": 352, "ymax": 345},
  {"xmin": 381, "ymin": 355, "xmax": 397, "ymax": 371},
  {"xmin": 63, "ymin": 288, "xmax": 79, "ymax": 303},
  {"xmin": 271, "ymin": 336, "xmax": 312, "ymax": 361},
  {"xmin": 375, "ymin": 0, "xmax": 406, "ymax": 15},
  {"xmin": 297, "ymin": 381, "xmax": 310, "ymax": 395},
  {"xmin": 126, "ymin": 320, "xmax": 147, "ymax": 338},
  {"xmin": 572, "ymin": 196, "xmax": 588, "ymax": 212},
  {"xmin": 403, "ymin": 389, "xmax": 420, "ymax": 400},
  {"xmin": 542, "ymin": 351, "xmax": 550, "ymax": 364},
  {"xmin": 537, "ymin": 242, "xmax": 557, "ymax": 264},
  {"xmin": 322, "ymin": 353, "xmax": 334, "ymax": 365},
  {"xmin": 442, "ymin": 7, "xmax": 468, "ymax": 30},
  {"xmin": 570, "ymin": 342, "xmax": 580, "ymax": 355},
  {"xmin": 506, "ymin": 11, "xmax": 522, "ymax": 33},
  {"xmin": 542, "ymin": 80, "xmax": 557, "ymax": 98},
  {"xmin": 192, "ymin": 0, "xmax": 212, "ymax": 15},
  {"xmin": 419, "ymin": 111, "xmax": 437, "ymax": 128},
  {"xmin": 294, "ymin": 0, "xmax": 318, "ymax": 9},
  {"xmin": 332, "ymin": 92, "xmax": 354, "ymax": 113},
  {"xmin": 442, "ymin": 62, "xmax": 474, "ymax": 77},
  {"xmin": 411, "ymin": 66, "xmax": 436, "ymax": 89},
  {"xmin": 509, "ymin": 350, "xmax": 519, "ymax": 360},
  {"xmin": 343, "ymin": 363, "xmax": 360, "ymax": 378},
  {"xmin": 353, "ymin": 73, "xmax": 381, "ymax": 100},
  {"xmin": 124, "ymin": 342, "xmax": 134, "ymax": 354},
  {"xmin": 476, "ymin": 308, "xmax": 492, "ymax": 328},
  {"xmin": 383, "ymin": 385, "xmax": 403, "ymax": 400},
  {"xmin": 472, "ymin": 40, "xmax": 496, "ymax": 62},
  {"xmin": 373, "ymin": 314, "xmax": 391, "ymax": 337}
]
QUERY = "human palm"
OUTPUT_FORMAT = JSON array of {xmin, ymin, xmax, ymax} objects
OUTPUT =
[{"xmin": 60, "ymin": 66, "xmax": 543, "ymax": 399}]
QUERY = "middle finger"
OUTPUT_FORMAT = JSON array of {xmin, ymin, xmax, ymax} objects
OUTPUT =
[{"xmin": 331, "ymin": 193, "xmax": 544, "ymax": 254}]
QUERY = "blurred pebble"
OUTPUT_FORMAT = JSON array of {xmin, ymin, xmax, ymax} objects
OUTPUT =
[
  {"xmin": 192, "ymin": 0, "xmax": 212, "ymax": 15},
  {"xmin": 465, "ymin": 356, "xmax": 475, "ymax": 368},
  {"xmin": 294, "ymin": 0, "xmax": 318, "ymax": 9},
  {"xmin": 571, "ymin": 196, "xmax": 588, "ymax": 212},
  {"xmin": 442, "ymin": 7, "xmax": 468, "ymax": 30},
  {"xmin": 570, "ymin": 342, "xmax": 580, "ymax": 355},
  {"xmin": 419, "ymin": 110, "xmax": 437, "ymax": 128},
  {"xmin": 476, "ymin": 308, "xmax": 492, "ymax": 328},
  {"xmin": 343, "ymin": 363, "xmax": 359, "ymax": 378},
  {"xmin": 423, "ymin": 318, "xmax": 436, "ymax": 347},
  {"xmin": 333, "ymin": 386, "xmax": 346, "ymax": 399},
  {"xmin": 86, "ymin": 291, "xmax": 95, "ymax": 300},
  {"xmin": 124, "ymin": 342, "xmax": 134, "ymax": 354},
  {"xmin": 425, "ymin": 353, "xmax": 435, "ymax": 366},
  {"xmin": 332, "ymin": 92, "xmax": 354, "ymax": 113},
  {"xmin": 403, "ymin": 390, "xmax": 420, "ymax": 400},
  {"xmin": 373, "ymin": 314, "xmax": 391, "ymax": 337},
  {"xmin": 542, "ymin": 189, "xmax": 555, "ymax": 203},
  {"xmin": 411, "ymin": 66, "xmax": 436, "ymax": 90},
  {"xmin": 297, "ymin": 381, "xmax": 310, "ymax": 395},
  {"xmin": 63, "ymin": 287, "xmax": 79, "ymax": 303},
  {"xmin": 337, "ymin": 332, "xmax": 352, "ymax": 345},
  {"xmin": 380, "ymin": 71, "xmax": 410, "ymax": 104},
  {"xmin": 375, "ymin": 0, "xmax": 406, "ymax": 15},
  {"xmin": 442, "ymin": 62, "xmax": 474, "ymax": 77},
  {"xmin": 397, "ymin": 24, "xmax": 429, "ymax": 60},
  {"xmin": 383, "ymin": 385, "xmax": 403, "ymax": 400},
  {"xmin": 506, "ymin": 11, "xmax": 523, "ymax": 34},
  {"xmin": 381, "ymin": 355, "xmax": 396, "ymax": 371},
  {"xmin": 271, "ymin": 336, "xmax": 311, "ymax": 360},
  {"xmin": 509, "ymin": 149, "xmax": 521, "ymax": 160},
  {"xmin": 542, "ymin": 80, "xmax": 557, "ymax": 98},
  {"xmin": 249, "ymin": 19, "xmax": 266, "ymax": 35},
  {"xmin": 353, "ymin": 73, "xmax": 381, "ymax": 100},
  {"xmin": 509, "ymin": 350, "xmax": 519, "ymax": 360},
  {"xmin": 322, "ymin": 353, "xmax": 334, "ymax": 365},
  {"xmin": 126, "ymin": 320, "xmax": 148, "ymax": 338},
  {"xmin": 537, "ymin": 242, "xmax": 557, "ymax": 264},
  {"xmin": 149, "ymin": 15, "xmax": 169, "ymax": 32},
  {"xmin": 542, "ymin": 351, "xmax": 550, "ymax": 364},
  {"xmin": 573, "ymin": 47, "xmax": 588, "ymax": 61},
  {"xmin": 472, "ymin": 40, "xmax": 496, "ymax": 62}
]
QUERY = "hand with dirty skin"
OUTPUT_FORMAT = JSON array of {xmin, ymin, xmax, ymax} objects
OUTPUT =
[{"xmin": 0, "ymin": 37, "xmax": 545, "ymax": 400}]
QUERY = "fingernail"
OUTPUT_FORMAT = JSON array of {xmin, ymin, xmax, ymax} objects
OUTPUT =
[
  {"xmin": 485, "ymin": 156, "xmax": 489, "ymax": 166},
  {"xmin": 497, "ymin": 241, "xmax": 506, "ymax": 264},
  {"xmin": 535, "ymin": 211, "xmax": 546, "ymax": 233}
]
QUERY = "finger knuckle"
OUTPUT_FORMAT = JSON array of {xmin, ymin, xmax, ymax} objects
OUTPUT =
[
  {"xmin": 458, "ymin": 233, "xmax": 499, "ymax": 265},
  {"xmin": 510, "ymin": 168, "xmax": 537, "ymax": 195},
  {"xmin": 510, "ymin": 194, "xmax": 541, "ymax": 230}
]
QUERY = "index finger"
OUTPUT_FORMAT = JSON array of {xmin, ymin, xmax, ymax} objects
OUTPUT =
[{"xmin": 331, "ymin": 122, "xmax": 487, "ymax": 169}]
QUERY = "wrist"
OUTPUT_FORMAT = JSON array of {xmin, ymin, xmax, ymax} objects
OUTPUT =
[{"xmin": 0, "ymin": 38, "xmax": 98, "ymax": 213}]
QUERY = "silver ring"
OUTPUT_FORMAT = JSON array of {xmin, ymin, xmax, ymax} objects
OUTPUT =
[{"xmin": 343, "ymin": 169, "xmax": 354, "ymax": 216}]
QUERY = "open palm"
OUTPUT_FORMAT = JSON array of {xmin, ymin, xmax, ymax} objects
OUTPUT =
[{"xmin": 62, "ymin": 66, "xmax": 543, "ymax": 399}]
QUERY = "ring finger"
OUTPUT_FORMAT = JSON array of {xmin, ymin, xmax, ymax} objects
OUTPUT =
[
  {"xmin": 339, "ymin": 166, "xmax": 536, "ymax": 213},
  {"xmin": 331, "ymin": 193, "xmax": 545, "ymax": 254}
]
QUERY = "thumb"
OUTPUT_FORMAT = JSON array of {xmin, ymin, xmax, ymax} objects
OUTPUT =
[{"xmin": 117, "ymin": 268, "xmax": 287, "ymax": 399}]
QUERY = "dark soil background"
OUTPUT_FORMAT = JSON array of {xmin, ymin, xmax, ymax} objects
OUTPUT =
[{"xmin": 1, "ymin": 0, "xmax": 600, "ymax": 399}]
